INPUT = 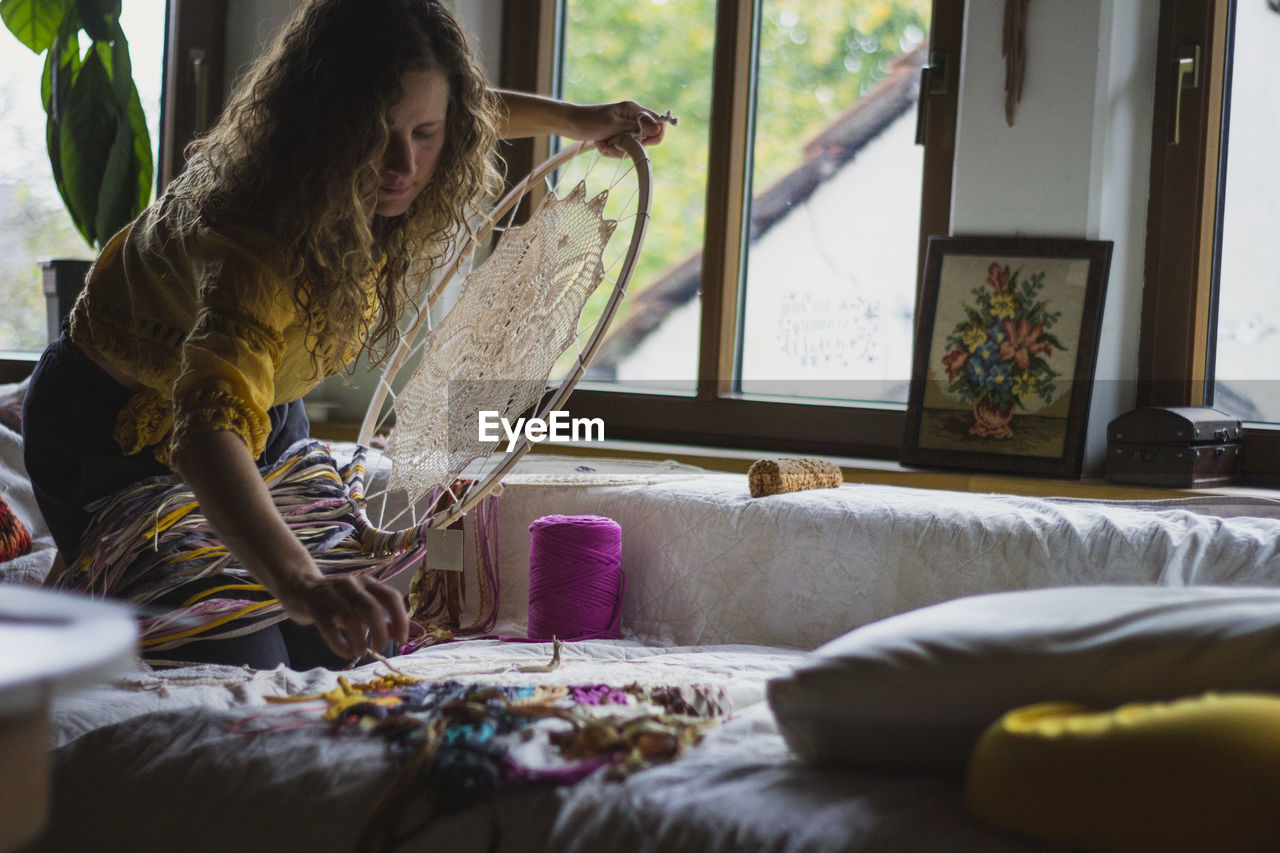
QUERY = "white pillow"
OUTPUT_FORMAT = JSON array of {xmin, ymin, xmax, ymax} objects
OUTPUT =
[{"xmin": 767, "ymin": 585, "xmax": 1280, "ymax": 773}]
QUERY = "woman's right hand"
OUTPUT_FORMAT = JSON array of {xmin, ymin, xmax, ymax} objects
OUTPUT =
[
  {"xmin": 277, "ymin": 570, "xmax": 410, "ymax": 658},
  {"xmin": 174, "ymin": 430, "xmax": 411, "ymax": 661}
]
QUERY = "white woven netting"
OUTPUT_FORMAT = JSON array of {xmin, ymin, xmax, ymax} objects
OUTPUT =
[{"xmin": 382, "ymin": 181, "xmax": 617, "ymax": 502}]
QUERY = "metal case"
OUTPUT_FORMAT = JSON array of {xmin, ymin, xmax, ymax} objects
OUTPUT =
[{"xmin": 1105, "ymin": 407, "xmax": 1242, "ymax": 488}]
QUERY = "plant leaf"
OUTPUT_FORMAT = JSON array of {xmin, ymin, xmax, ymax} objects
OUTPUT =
[
  {"xmin": 44, "ymin": 13, "xmax": 80, "ymax": 119},
  {"xmin": 1, "ymin": 0, "xmax": 71, "ymax": 53},
  {"xmin": 100, "ymin": 24, "xmax": 151, "ymax": 212},
  {"xmin": 108, "ymin": 26, "xmax": 134, "ymax": 109},
  {"xmin": 39, "ymin": 1, "xmax": 149, "ymax": 248},
  {"xmin": 73, "ymin": 0, "xmax": 118, "ymax": 42},
  {"xmin": 40, "ymin": 40, "xmax": 53, "ymax": 109},
  {"xmin": 58, "ymin": 46, "xmax": 120, "ymax": 247},
  {"xmin": 122, "ymin": 83, "xmax": 153, "ymax": 211},
  {"xmin": 95, "ymin": 116, "xmax": 138, "ymax": 242},
  {"xmin": 45, "ymin": 23, "xmax": 87, "ymax": 241}
]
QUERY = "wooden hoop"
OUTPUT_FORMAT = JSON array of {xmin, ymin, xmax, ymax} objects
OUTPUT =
[{"xmin": 356, "ymin": 134, "xmax": 653, "ymax": 532}]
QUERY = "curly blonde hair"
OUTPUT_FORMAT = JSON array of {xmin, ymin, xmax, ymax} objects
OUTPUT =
[{"xmin": 162, "ymin": 0, "xmax": 503, "ymax": 371}]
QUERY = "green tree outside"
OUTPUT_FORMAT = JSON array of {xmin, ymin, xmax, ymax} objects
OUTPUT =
[
  {"xmin": 0, "ymin": 185, "xmax": 85, "ymax": 352},
  {"xmin": 558, "ymin": 0, "xmax": 929, "ymax": 337}
]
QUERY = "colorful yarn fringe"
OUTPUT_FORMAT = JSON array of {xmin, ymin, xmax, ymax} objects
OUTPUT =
[
  {"xmin": 264, "ymin": 666, "xmax": 726, "ymax": 850},
  {"xmin": 58, "ymin": 441, "xmax": 452, "ymax": 651},
  {"xmin": 403, "ymin": 492, "xmax": 501, "ymax": 649}
]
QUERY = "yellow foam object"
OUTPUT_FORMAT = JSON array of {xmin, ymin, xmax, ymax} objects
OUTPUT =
[{"xmin": 965, "ymin": 693, "xmax": 1280, "ymax": 852}]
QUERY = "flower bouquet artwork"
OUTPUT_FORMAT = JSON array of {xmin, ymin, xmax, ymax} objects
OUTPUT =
[
  {"xmin": 940, "ymin": 262, "xmax": 1064, "ymax": 440},
  {"xmin": 903, "ymin": 237, "xmax": 1112, "ymax": 479}
]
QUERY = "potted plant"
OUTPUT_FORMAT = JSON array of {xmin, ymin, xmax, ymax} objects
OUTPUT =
[{"xmin": 2, "ymin": 0, "xmax": 153, "ymax": 331}]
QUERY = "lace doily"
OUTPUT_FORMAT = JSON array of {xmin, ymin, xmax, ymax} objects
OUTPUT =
[
  {"xmin": 384, "ymin": 182, "xmax": 616, "ymax": 502},
  {"xmin": 494, "ymin": 454, "xmax": 705, "ymax": 487}
]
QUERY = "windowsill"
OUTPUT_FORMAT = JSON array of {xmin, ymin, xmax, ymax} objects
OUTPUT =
[
  {"xmin": 0, "ymin": 352, "xmax": 40, "ymax": 384},
  {"xmin": 309, "ymin": 421, "xmax": 1280, "ymax": 503}
]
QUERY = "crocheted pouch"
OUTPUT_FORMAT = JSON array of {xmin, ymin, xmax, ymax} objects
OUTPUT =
[
  {"xmin": 747, "ymin": 457, "xmax": 843, "ymax": 497},
  {"xmin": 0, "ymin": 494, "xmax": 32, "ymax": 562}
]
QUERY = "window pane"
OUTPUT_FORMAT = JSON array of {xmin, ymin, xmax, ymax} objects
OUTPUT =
[
  {"xmin": 0, "ymin": 3, "xmax": 165, "ymax": 353},
  {"xmin": 1213, "ymin": 1, "xmax": 1280, "ymax": 422},
  {"xmin": 559, "ymin": 0, "xmax": 715, "ymax": 393},
  {"xmin": 739, "ymin": 0, "xmax": 929, "ymax": 403}
]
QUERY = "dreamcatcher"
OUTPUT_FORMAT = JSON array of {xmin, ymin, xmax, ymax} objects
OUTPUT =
[
  {"xmin": 63, "ymin": 133, "xmax": 657, "ymax": 653},
  {"xmin": 362, "ymin": 133, "xmax": 653, "ymax": 530},
  {"xmin": 354, "ymin": 132, "xmax": 656, "ymax": 643}
]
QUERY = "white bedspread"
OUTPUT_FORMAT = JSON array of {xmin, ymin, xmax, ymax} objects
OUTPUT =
[
  {"xmin": 489, "ymin": 473, "xmax": 1280, "ymax": 649},
  {"xmin": 15, "ymin": 443, "xmax": 1280, "ymax": 852},
  {"xmin": 38, "ymin": 640, "xmax": 1049, "ymax": 853},
  {"xmin": 50, "ymin": 639, "xmax": 801, "ymax": 749}
]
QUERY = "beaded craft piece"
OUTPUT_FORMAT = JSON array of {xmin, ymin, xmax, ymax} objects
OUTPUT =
[{"xmin": 259, "ymin": 660, "xmax": 726, "ymax": 850}]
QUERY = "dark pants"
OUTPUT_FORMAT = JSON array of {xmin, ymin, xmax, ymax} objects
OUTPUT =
[{"xmin": 22, "ymin": 331, "xmax": 341, "ymax": 669}]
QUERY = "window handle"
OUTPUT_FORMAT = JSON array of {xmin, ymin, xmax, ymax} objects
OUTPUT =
[
  {"xmin": 1169, "ymin": 44, "xmax": 1200, "ymax": 145},
  {"xmin": 914, "ymin": 52, "xmax": 950, "ymax": 146},
  {"xmin": 189, "ymin": 48, "xmax": 210, "ymax": 134}
]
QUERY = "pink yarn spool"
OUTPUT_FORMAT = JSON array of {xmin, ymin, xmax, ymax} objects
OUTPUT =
[{"xmin": 527, "ymin": 514, "xmax": 624, "ymax": 641}]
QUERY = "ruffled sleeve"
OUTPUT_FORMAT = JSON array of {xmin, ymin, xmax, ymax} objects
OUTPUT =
[{"xmin": 169, "ymin": 226, "xmax": 296, "ymax": 462}]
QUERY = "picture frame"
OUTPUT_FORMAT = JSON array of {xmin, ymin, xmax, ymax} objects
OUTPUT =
[{"xmin": 901, "ymin": 235, "xmax": 1113, "ymax": 478}]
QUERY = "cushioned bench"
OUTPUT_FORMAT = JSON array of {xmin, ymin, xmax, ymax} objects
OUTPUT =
[{"xmin": 478, "ymin": 464, "xmax": 1280, "ymax": 648}]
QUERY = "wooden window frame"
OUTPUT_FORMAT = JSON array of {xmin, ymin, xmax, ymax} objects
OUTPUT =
[
  {"xmin": 1141, "ymin": 0, "xmax": 1280, "ymax": 483},
  {"xmin": 160, "ymin": 0, "xmax": 228, "ymax": 190},
  {"xmin": 502, "ymin": 0, "xmax": 962, "ymax": 458}
]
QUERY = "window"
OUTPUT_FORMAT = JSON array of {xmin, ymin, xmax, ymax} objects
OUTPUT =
[
  {"xmin": 1209, "ymin": 1, "xmax": 1279, "ymax": 423},
  {"xmin": 0, "ymin": 2, "xmax": 168, "ymax": 353},
  {"xmin": 504, "ymin": 0, "xmax": 961, "ymax": 456},
  {"xmin": 1141, "ymin": 0, "xmax": 1280, "ymax": 482},
  {"xmin": 739, "ymin": 2, "xmax": 928, "ymax": 405}
]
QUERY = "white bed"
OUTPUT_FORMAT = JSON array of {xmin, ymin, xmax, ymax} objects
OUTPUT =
[
  {"xmin": 39, "ymin": 641, "xmax": 1048, "ymax": 853},
  {"xmin": 485, "ymin": 466, "xmax": 1280, "ymax": 648},
  {"xmin": 7, "ymin": 423, "xmax": 1280, "ymax": 851}
]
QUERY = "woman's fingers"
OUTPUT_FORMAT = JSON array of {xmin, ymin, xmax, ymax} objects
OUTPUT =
[
  {"xmin": 340, "ymin": 599, "xmax": 377, "ymax": 657},
  {"xmin": 596, "ymin": 136, "xmax": 628, "ymax": 158},
  {"xmin": 364, "ymin": 578, "xmax": 411, "ymax": 646},
  {"xmin": 313, "ymin": 583, "xmax": 358, "ymax": 658},
  {"xmin": 335, "ymin": 576, "xmax": 391, "ymax": 656},
  {"xmin": 291, "ymin": 575, "xmax": 397, "ymax": 659},
  {"xmin": 637, "ymin": 111, "xmax": 666, "ymax": 145},
  {"xmin": 588, "ymin": 102, "xmax": 671, "ymax": 156},
  {"xmin": 307, "ymin": 592, "xmax": 353, "ymax": 657},
  {"xmin": 315, "ymin": 619, "xmax": 354, "ymax": 659}
]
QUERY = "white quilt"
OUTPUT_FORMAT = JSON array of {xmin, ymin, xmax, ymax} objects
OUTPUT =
[
  {"xmin": 487, "ymin": 472, "xmax": 1280, "ymax": 649},
  {"xmin": 41, "ymin": 640, "xmax": 1047, "ymax": 853},
  {"xmin": 11, "ymin": 438, "xmax": 1280, "ymax": 852}
]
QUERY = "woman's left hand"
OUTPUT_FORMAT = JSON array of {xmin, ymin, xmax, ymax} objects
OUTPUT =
[
  {"xmin": 494, "ymin": 90, "xmax": 674, "ymax": 154},
  {"xmin": 574, "ymin": 101, "xmax": 670, "ymax": 156}
]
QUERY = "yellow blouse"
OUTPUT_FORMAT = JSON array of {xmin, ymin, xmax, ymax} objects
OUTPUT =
[{"xmin": 69, "ymin": 204, "xmax": 372, "ymax": 466}]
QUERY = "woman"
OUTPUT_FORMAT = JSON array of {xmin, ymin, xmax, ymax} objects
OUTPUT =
[{"xmin": 22, "ymin": 0, "xmax": 666, "ymax": 668}]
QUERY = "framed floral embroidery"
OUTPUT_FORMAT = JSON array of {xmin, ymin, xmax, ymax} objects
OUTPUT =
[{"xmin": 902, "ymin": 236, "xmax": 1112, "ymax": 478}]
